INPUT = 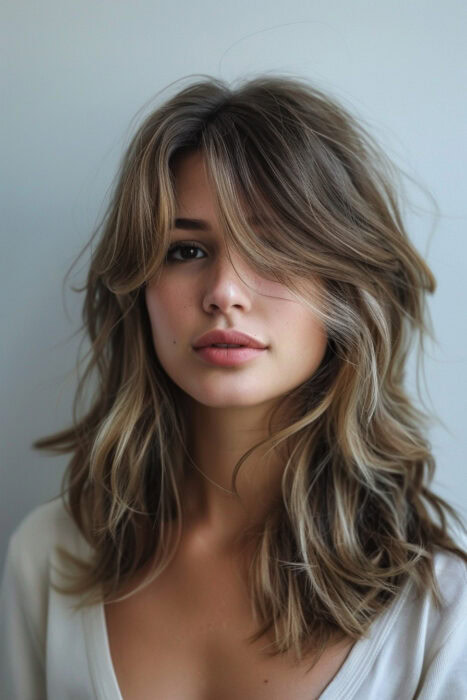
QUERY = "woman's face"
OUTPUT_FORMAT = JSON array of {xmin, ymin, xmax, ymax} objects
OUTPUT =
[{"xmin": 145, "ymin": 150, "xmax": 328, "ymax": 410}]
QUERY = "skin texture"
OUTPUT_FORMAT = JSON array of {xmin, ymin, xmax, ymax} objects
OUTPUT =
[{"xmin": 144, "ymin": 149, "xmax": 328, "ymax": 552}]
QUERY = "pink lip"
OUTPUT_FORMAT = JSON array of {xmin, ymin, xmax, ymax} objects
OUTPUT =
[
  {"xmin": 193, "ymin": 328, "xmax": 267, "ymax": 349},
  {"xmin": 194, "ymin": 346, "xmax": 266, "ymax": 367}
]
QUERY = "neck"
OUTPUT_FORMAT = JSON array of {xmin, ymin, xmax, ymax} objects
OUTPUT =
[{"xmin": 178, "ymin": 394, "xmax": 290, "ymax": 552}]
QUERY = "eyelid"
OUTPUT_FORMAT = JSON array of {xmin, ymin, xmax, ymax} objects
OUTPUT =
[
  {"xmin": 167, "ymin": 240, "xmax": 207, "ymax": 252},
  {"xmin": 166, "ymin": 241, "xmax": 207, "ymax": 262}
]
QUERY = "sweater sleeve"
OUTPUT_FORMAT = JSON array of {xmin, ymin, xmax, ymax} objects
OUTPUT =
[{"xmin": 0, "ymin": 532, "xmax": 47, "ymax": 700}]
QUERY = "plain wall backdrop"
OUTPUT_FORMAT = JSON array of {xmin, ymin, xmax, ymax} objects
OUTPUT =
[{"xmin": 1, "ymin": 0, "xmax": 466, "ymax": 568}]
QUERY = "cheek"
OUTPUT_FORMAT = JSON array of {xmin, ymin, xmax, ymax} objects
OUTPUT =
[
  {"xmin": 145, "ymin": 286, "xmax": 173, "ymax": 340},
  {"xmin": 281, "ymin": 310, "xmax": 328, "ymax": 370},
  {"xmin": 277, "ymin": 281, "xmax": 327, "ymax": 363},
  {"xmin": 309, "ymin": 323, "xmax": 328, "ymax": 366}
]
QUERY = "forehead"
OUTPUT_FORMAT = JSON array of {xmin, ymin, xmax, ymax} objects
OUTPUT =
[
  {"xmin": 171, "ymin": 150, "xmax": 263, "ymax": 231},
  {"xmin": 172, "ymin": 215, "xmax": 264, "ymax": 232},
  {"xmin": 171, "ymin": 149, "xmax": 208, "ymax": 188},
  {"xmin": 171, "ymin": 151, "xmax": 218, "ymax": 218}
]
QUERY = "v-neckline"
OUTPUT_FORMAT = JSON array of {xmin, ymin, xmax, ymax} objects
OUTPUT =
[{"xmin": 80, "ymin": 579, "xmax": 410, "ymax": 700}]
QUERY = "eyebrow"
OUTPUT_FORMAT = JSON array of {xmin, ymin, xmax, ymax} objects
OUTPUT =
[{"xmin": 173, "ymin": 216, "xmax": 263, "ymax": 231}]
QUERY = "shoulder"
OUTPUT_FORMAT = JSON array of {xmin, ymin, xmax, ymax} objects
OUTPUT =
[
  {"xmin": 428, "ymin": 543, "xmax": 467, "ymax": 632},
  {"xmin": 410, "ymin": 547, "xmax": 467, "ymax": 695},
  {"xmin": 395, "ymin": 545, "xmax": 467, "ymax": 661},
  {"xmin": 10, "ymin": 495, "xmax": 77, "ymax": 546},
  {"xmin": 430, "ymin": 521, "xmax": 467, "ymax": 610},
  {"xmin": 5, "ymin": 496, "xmax": 86, "ymax": 591},
  {"xmin": 370, "ymin": 543, "xmax": 467, "ymax": 662},
  {"xmin": 433, "ymin": 544, "xmax": 467, "ymax": 604},
  {"xmin": 337, "ymin": 546, "xmax": 467, "ymax": 699},
  {"xmin": 1, "ymin": 497, "xmax": 88, "ymax": 677}
]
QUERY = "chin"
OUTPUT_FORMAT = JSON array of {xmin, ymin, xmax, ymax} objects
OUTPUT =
[{"xmin": 179, "ymin": 383, "xmax": 263, "ymax": 407}]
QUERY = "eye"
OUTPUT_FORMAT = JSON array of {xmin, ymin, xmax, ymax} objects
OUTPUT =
[{"xmin": 165, "ymin": 242, "xmax": 207, "ymax": 263}]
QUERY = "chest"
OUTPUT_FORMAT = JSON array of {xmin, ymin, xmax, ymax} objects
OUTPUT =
[{"xmin": 104, "ymin": 548, "xmax": 353, "ymax": 700}]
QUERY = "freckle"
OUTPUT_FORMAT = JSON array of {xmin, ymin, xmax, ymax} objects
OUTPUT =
[{"xmin": 263, "ymin": 679, "xmax": 269, "ymax": 683}]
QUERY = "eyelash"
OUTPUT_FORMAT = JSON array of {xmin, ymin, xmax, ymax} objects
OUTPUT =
[{"xmin": 165, "ymin": 242, "xmax": 207, "ymax": 263}]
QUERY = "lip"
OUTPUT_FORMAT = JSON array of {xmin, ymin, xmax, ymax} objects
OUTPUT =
[
  {"xmin": 192, "ymin": 329, "xmax": 267, "ymax": 349},
  {"xmin": 194, "ymin": 346, "xmax": 266, "ymax": 367}
]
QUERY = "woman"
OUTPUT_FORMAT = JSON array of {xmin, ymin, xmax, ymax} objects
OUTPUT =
[{"xmin": 1, "ymin": 73, "xmax": 466, "ymax": 699}]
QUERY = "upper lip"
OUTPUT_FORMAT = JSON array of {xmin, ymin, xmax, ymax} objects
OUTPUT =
[{"xmin": 193, "ymin": 329, "xmax": 267, "ymax": 349}]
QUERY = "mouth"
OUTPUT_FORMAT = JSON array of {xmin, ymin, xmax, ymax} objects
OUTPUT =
[
  {"xmin": 192, "ymin": 329, "xmax": 267, "ymax": 350},
  {"xmin": 193, "ymin": 345, "xmax": 267, "ymax": 367}
]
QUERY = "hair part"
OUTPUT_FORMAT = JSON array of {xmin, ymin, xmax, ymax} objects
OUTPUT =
[{"xmin": 34, "ymin": 72, "xmax": 466, "ymax": 667}]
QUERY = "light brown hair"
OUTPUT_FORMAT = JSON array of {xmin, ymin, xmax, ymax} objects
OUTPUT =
[{"xmin": 34, "ymin": 73, "xmax": 466, "ymax": 665}]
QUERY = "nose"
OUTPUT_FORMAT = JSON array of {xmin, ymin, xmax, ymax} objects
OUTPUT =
[{"xmin": 202, "ymin": 249, "xmax": 253, "ymax": 316}]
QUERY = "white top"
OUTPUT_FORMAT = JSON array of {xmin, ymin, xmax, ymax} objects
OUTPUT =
[{"xmin": 1, "ymin": 497, "xmax": 466, "ymax": 700}]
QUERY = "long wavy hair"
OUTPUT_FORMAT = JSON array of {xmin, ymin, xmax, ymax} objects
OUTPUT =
[{"xmin": 34, "ymin": 72, "xmax": 466, "ymax": 665}]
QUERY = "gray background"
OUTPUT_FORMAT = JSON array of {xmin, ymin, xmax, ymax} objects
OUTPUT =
[{"xmin": 2, "ymin": 0, "xmax": 466, "ymax": 568}]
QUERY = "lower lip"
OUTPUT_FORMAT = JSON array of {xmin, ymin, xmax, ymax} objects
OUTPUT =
[{"xmin": 194, "ymin": 346, "xmax": 267, "ymax": 366}]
